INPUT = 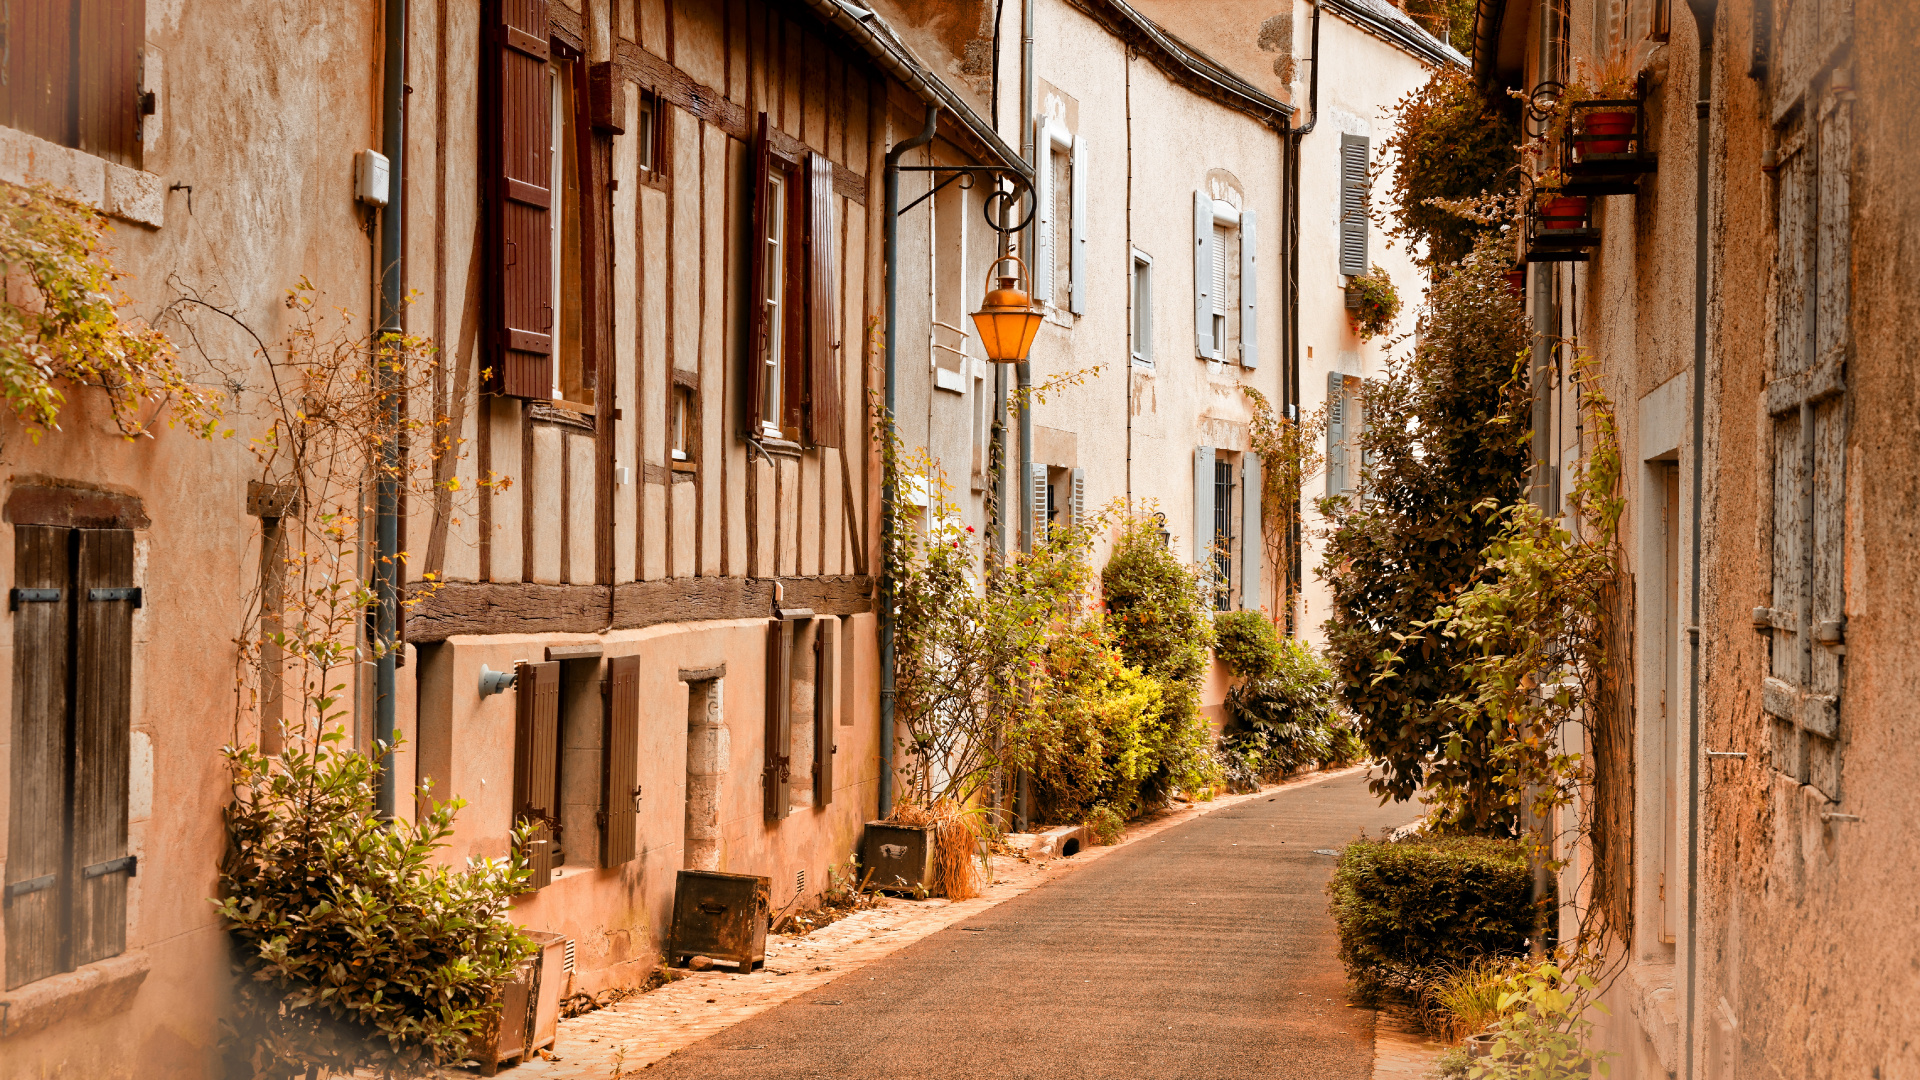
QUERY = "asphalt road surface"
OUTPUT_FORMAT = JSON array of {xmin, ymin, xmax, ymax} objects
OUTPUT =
[{"xmin": 642, "ymin": 770, "xmax": 1418, "ymax": 1080}]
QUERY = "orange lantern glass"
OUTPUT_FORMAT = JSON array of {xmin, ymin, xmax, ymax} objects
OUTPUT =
[{"xmin": 969, "ymin": 255, "xmax": 1045, "ymax": 364}]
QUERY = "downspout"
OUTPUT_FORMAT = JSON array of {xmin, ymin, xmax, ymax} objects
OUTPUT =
[
  {"xmin": 879, "ymin": 105, "xmax": 940, "ymax": 819},
  {"xmin": 1284, "ymin": 0, "xmax": 1320, "ymax": 634},
  {"xmin": 373, "ymin": 0, "xmax": 407, "ymax": 818},
  {"xmin": 1683, "ymin": 1, "xmax": 1716, "ymax": 1074},
  {"xmin": 1014, "ymin": 0, "xmax": 1035, "ymax": 829}
]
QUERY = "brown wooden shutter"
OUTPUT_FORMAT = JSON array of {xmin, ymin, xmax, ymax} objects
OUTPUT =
[
  {"xmin": 599, "ymin": 654, "xmax": 641, "ymax": 866},
  {"xmin": 75, "ymin": 0, "xmax": 144, "ymax": 167},
  {"xmin": 513, "ymin": 659, "xmax": 560, "ymax": 888},
  {"xmin": 484, "ymin": 0, "xmax": 556, "ymax": 399},
  {"xmin": 763, "ymin": 620, "xmax": 791, "ymax": 821},
  {"xmin": 812, "ymin": 620, "xmax": 835, "ymax": 806},
  {"xmin": 745, "ymin": 113, "xmax": 774, "ymax": 435},
  {"xmin": 4, "ymin": 1, "xmax": 74, "ymax": 147},
  {"xmin": 70, "ymin": 529, "xmax": 134, "ymax": 968},
  {"xmin": 803, "ymin": 152, "xmax": 842, "ymax": 448},
  {"xmin": 5, "ymin": 525, "xmax": 73, "ymax": 989}
]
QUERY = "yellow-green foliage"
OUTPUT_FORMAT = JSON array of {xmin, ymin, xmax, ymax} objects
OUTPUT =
[
  {"xmin": 0, "ymin": 182, "xmax": 221, "ymax": 440},
  {"xmin": 1025, "ymin": 617, "xmax": 1165, "ymax": 821}
]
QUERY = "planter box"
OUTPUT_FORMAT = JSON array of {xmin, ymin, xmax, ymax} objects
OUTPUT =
[
  {"xmin": 668, "ymin": 869, "xmax": 770, "ymax": 972},
  {"xmin": 475, "ymin": 930, "xmax": 567, "ymax": 1075},
  {"xmin": 862, "ymin": 821, "xmax": 938, "ymax": 895}
]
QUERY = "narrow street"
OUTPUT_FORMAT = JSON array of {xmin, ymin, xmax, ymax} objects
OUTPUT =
[{"xmin": 639, "ymin": 771, "xmax": 1417, "ymax": 1080}]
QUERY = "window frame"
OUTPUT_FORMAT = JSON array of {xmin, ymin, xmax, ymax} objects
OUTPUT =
[
  {"xmin": 1130, "ymin": 249, "xmax": 1154, "ymax": 367},
  {"xmin": 760, "ymin": 165, "xmax": 792, "ymax": 439}
]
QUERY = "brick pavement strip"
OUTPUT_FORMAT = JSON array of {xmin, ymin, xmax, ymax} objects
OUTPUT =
[{"xmin": 505, "ymin": 766, "xmax": 1371, "ymax": 1079}]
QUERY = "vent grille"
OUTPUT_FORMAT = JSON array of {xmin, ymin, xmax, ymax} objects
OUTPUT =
[
  {"xmin": 796, "ymin": 868, "xmax": 806, "ymax": 896},
  {"xmin": 562, "ymin": 938, "xmax": 576, "ymax": 973}
]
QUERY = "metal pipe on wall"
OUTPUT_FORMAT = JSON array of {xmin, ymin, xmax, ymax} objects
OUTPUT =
[
  {"xmin": 878, "ymin": 106, "xmax": 940, "ymax": 820},
  {"xmin": 1283, "ymin": 0, "xmax": 1320, "ymax": 634},
  {"xmin": 373, "ymin": 0, "xmax": 407, "ymax": 819}
]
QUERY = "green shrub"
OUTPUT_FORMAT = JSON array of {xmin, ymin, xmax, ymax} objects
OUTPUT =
[
  {"xmin": 1217, "ymin": 639, "xmax": 1358, "ymax": 790},
  {"xmin": 1084, "ymin": 803, "xmax": 1125, "ymax": 846},
  {"xmin": 1328, "ymin": 836, "xmax": 1534, "ymax": 1001},
  {"xmin": 1101, "ymin": 512, "xmax": 1218, "ymax": 804},
  {"xmin": 1213, "ymin": 610, "xmax": 1282, "ymax": 679},
  {"xmin": 217, "ymin": 735, "xmax": 534, "ymax": 1078},
  {"xmin": 1024, "ymin": 616, "xmax": 1166, "ymax": 823},
  {"xmin": 1468, "ymin": 961, "xmax": 1615, "ymax": 1079}
]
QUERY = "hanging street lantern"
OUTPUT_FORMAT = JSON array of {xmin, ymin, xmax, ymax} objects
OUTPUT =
[{"xmin": 970, "ymin": 255, "xmax": 1044, "ymax": 364}]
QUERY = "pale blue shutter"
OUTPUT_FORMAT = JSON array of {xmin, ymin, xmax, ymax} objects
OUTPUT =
[
  {"xmin": 1030, "ymin": 461, "xmax": 1049, "ymax": 548},
  {"xmin": 1193, "ymin": 191, "xmax": 1214, "ymax": 357},
  {"xmin": 1325, "ymin": 371, "xmax": 1348, "ymax": 497},
  {"xmin": 1239, "ymin": 210, "xmax": 1258, "ymax": 368},
  {"xmin": 1033, "ymin": 117, "xmax": 1053, "ymax": 304},
  {"xmin": 1070, "ymin": 467, "xmax": 1086, "ymax": 526},
  {"xmin": 1339, "ymin": 135, "xmax": 1370, "ymax": 277},
  {"xmin": 1241, "ymin": 453, "xmax": 1262, "ymax": 607},
  {"xmin": 1193, "ymin": 446, "xmax": 1215, "ymax": 564},
  {"xmin": 1069, "ymin": 135, "xmax": 1089, "ymax": 315}
]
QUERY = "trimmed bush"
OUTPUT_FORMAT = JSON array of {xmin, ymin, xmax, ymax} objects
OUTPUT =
[
  {"xmin": 1217, "ymin": 638, "xmax": 1357, "ymax": 790},
  {"xmin": 1328, "ymin": 836, "xmax": 1533, "ymax": 1000},
  {"xmin": 1213, "ymin": 610, "xmax": 1282, "ymax": 679}
]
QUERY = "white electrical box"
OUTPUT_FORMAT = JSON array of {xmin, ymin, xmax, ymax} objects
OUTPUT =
[{"xmin": 354, "ymin": 149, "xmax": 390, "ymax": 207}]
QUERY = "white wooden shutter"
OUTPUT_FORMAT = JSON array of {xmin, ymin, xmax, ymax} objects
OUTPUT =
[
  {"xmin": 1193, "ymin": 191, "xmax": 1214, "ymax": 357},
  {"xmin": 1069, "ymin": 134, "xmax": 1088, "ymax": 315},
  {"xmin": 1193, "ymin": 446, "xmax": 1215, "ymax": 564},
  {"xmin": 1033, "ymin": 117, "xmax": 1053, "ymax": 305},
  {"xmin": 1239, "ymin": 210, "xmax": 1259, "ymax": 368},
  {"xmin": 1029, "ymin": 461, "xmax": 1049, "ymax": 548},
  {"xmin": 1339, "ymin": 135, "xmax": 1369, "ymax": 277},
  {"xmin": 1325, "ymin": 371, "xmax": 1348, "ymax": 497},
  {"xmin": 1241, "ymin": 453, "xmax": 1262, "ymax": 607},
  {"xmin": 1070, "ymin": 467, "xmax": 1086, "ymax": 526}
]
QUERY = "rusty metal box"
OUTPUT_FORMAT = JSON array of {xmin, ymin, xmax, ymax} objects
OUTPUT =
[
  {"xmin": 668, "ymin": 870, "xmax": 770, "ymax": 972},
  {"xmin": 475, "ymin": 930, "xmax": 567, "ymax": 1074},
  {"xmin": 862, "ymin": 821, "xmax": 937, "ymax": 894}
]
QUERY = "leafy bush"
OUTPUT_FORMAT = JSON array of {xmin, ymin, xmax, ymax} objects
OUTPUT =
[
  {"xmin": 1084, "ymin": 803, "xmax": 1125, "ymax": 846},
  {"xmin": 1319, "ymin": 238, "xmax": 1531, "ymax": 830},
  {"xmin": 1376, "ymin": 69, "xmax": 1521, "ymax": 268},
  {"xmin": 1217, "ymin": 639, "xmax": 1359, "ymax": 790},
  {"xmin": 1023, "ymin": 616, "xmax": 1166, "ymax": 823},
  {"xmin": 1468, "ymin": 961, "xmax": 1615, "ymax": 1079},
  {"xmin": 1101, "ymin": 511, "xmax": 1218, "ymax": 802},
  {"xmin": 1347, "ymin": 265, "xmax": 1403, "ymax": 341},
  {"xmin": 1213, "ymin": 610, "xmax": 1282, "ymax": 679},
  {"xmin": 217, "ymin": 736, "xmax": 534, "ymax": 1078},
  {"xmin": 0, "ymin": 181, "xmax": 223, "ymax": 439},
  {"xmin": 1328, "ymin": 836, "xmax": 1534, "ymax": 1002},
  {"xmin": 1426, "ymin": 953, "xmax": 1531, "ymax": 1038}
]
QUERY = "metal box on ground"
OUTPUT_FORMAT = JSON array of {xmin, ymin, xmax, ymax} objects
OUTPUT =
[
  {"xmin": 668, "ymin": 869, "xmax": 770, "ymax": 972},
  {"xmin": 862, "ymin": 821, "xmax": 938, "ymax": 895},
  {"xmin": 476, "ymin": 930, "xmax": 567, "ymax": 1074}
]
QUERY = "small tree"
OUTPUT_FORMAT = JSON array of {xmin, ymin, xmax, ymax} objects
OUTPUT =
[
  {"xmin": 1319, "ymin": 239, "xmax": 1530, "ymax": 830},
  {"xmin": 1375, "ymin": 69, "xmax": 1521, "ymax": 268}
]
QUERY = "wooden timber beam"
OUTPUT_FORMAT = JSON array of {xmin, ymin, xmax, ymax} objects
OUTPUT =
[{"xmin": 404, "ymin": 575, "xmax": 874, "ymax": 642}]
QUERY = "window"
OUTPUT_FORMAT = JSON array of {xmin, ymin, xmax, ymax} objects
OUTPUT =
[
  {"xmin": 550, "ymin": 60, "xmax": 591, "ymax": 406},
  {"xmin": 671, "ymin": 385, "xmax": 695, "ymax": 462},
  {"xmin": 747, "ymin": 115, "xmax": 842, "ymax": 446},
  {"xmin": 1193, "ymin": 194, "xmax": 1258, "ymax": 366},
  {"xmin": 6, "ymin": 527, "xmax": 137, "ymax": 989},
  {"xmin": 1130, "ymin": 251, "xmax": 1154, "ymax": 365},
  {"xmin": 765, "ymin": 617, "xmax": 837, "ymax": 820},
  {"xmin": 1213, "ymin": 459, "xmax": 1234, "ymax": 610},
  {"xmin": 1032, "ymin": 115, "xmax": 1088, "ymax": 315},
  {"xmin": 637, "ymin": 91, "xmax": 661, "ymax": 174},
  {"xmin": 2, "ymin": 0, "xmax": 148, "ymax": 167}
]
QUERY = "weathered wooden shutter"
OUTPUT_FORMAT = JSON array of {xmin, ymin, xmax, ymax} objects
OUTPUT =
[
  {"xmin": 803, "ymin": 152, "xmax": 842, "ymax": 448},
  {"xmin": 1193, "ymin": 446, "xmax": 1215, "ymax": 564},
  {"xmin": 1239, "ymin": 211, "xmax": 1259, "ymax": 368},
  {"xmin": 5, "ymin": 526, "xmax": 73, "ymax": 989},
  {"xmin": 1069, "ymin": 134, "xmax": 1089, "ymax": 315},
  {"xmin": 1033, "ymin": 118, "xmax": 1054, "ymax": 306},
  {"xmin": 1029, "ymin": 462, "xmax": 1049, "ymax": 548},
  {"xmin": 764, "ymin": 620, "xmax": 792, "ymax": 820},
  {"xmin": 1193, "ymin": 191, "xmax": 1214, "ymax": 357},
  {"xmin": 746, "ymin": 114, "xmax": 775, "ymax": 435},
  {"xmin": 1070, "ymin": 467, "xmax": 1086, "ymax": 528},
  {"xmin": 4, "ymin": 2, "xmax": 72, "ymax": 147},
  {"xmin": 813, "ymin": 621, "xmax": 835, "ymax": 806},
  {"xmin": 485, "ymin": 0, "xmax": 555, "ymax": 399},
  {"xmin": 513, "ymin": 659, "xmax": 560, "ymax": 887},
  {"xmin": 70, "ymin": 529, "xmax": 135, "ymax": 968},
  {"xmin": 599, "ymin": 654, "xmax": 641, "ymax": 866},
  {"xmin": 1326, "ymin": 371, "xmax": 1348, "ymax": 497},
  {"xmin": 76, "ymin": 0, "xmax": 143, "ymax": 167},
  {"xmin": 1339, "ymin": 135, "xmax": 1369, "ymax": 276},
  {"xmin": 1241, "ymin": 454, "xmax": 1262, "ymax": 608},
  {"xmin": 1760, "ymin": 49, "xmax": 1851, "ymax": 800}
]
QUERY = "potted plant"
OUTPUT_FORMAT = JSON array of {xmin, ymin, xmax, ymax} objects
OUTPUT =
[
  {"xmin": 1560, "ymin": 47, "xmax": 1645, "ymax": 158},
  {"xmin": 1345, "ymin": 265, "xmax": 1402, "ymax": 341},
  {"xmin": 1532, "ymin": 170, "xmax": 1588, "ymax": 231}
]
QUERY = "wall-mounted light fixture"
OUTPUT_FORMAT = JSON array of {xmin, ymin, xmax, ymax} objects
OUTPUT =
[{"xmin": 479, "ymin": 663, "xmax": 516, "ymax": 697}]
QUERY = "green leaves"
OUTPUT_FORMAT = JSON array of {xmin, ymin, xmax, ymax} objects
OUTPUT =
[
  {"xmin": 1376, "ymin": 70, "xmax": 1522, "ymax": 269},
  {"xmin": 215, "ymin": 736, "xmax": 535, "ymax": 1078}
]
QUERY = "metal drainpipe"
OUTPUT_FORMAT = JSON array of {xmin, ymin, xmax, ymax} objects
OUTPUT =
[
  {"xmin": 1682, "ymin": 1, "xmax": 1717, "ymax": 1074},
  {"xmin": 1284, "ymin": 0, "xmax": 1320, "ymax": 633},
  {"xmin": 1011, "ymin": 0, "xmax": 1037, "ymax": 832},
  {"xmin": 879, "ymin": 106, "xmax": 940, "ymax": 820},
  {"xmin": 373, "ymin": 0, "xmax": 407, "ymax": 819}
]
